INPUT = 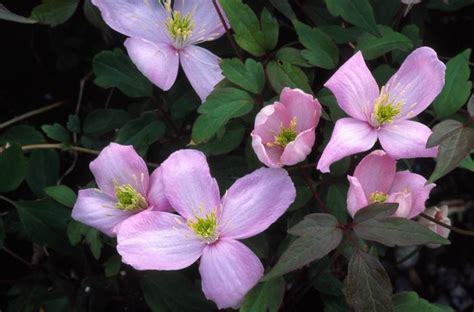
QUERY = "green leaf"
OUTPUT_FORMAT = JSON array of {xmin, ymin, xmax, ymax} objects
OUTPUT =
[
  {"xmin": 45, "ymin": 185, "xmax": 77, "ymax": 208},
  {"xmin": 30, "ymin": 0, "xmax": 79, "ymax": 27},
  {"xmin": 26, "ymin": 150, "xmax": 59, "ymax": 197},
  {"xmin": 67, "ymin": 220, "xmax": 103, "ymax": 258},
  {"xmin": 86, "ymin": 229, "xmax": 103, "ymax": 259},
  {"xmin": 432, "ymin": 49, "xmax": 472, "ymax": 118},
  {"xmin": 343, "ymin": 251, "xmax": 393, "ymax": 312},
  {"xmin": 15, "ymin": 199, "xmax": 71, "ymax": 252},
  {"xmin": 266, "ymin": 60, "xmax": 312, "ymax": 94},
  {"xmin": 459, "ymin": 154, "xmax": 474, "ymax": 171},
  {"xmin": 288, "ymin": 186, "xmax": 312, "ymax": 211},
  {"xmin": 370, "ymin": 0, "xmax": 401, "ymax": 25},
  {"xmin": 326, "ymin": 184, "xmax": 349, "ymax": 223},
  {"xmin": 41, "ymin": 123, "xmax": 70, "ymax": 144},
  {"xmin": 269, "ymin": 0, "xmax": 296, "ymax": 20},
  {"xmin": 319, "ymin": 25, "xmax": 363, "ymax": 44},
  {"xmin": 141, "ymin": 271, "xmax": 214, "ymax": 312},
  {"xmin": 192, "ymin": 88, "xmax": 254, "ymax": 143},
  {"xmin": 275, "ymin": 47, "xmax": 312, "ymax": 67},
  {"xmin": 325, "ymin": 0, "xmax": 381, "ymax": 36},
  {"xmin": 93, "ymin": 49, "xmax": 152, "ymax": 98},
  {"xmin": 194, "ymin": 122, "xmax": 246, "ymax": 156},
  {"xmin": 393, "ymin": 291, "xmax": 454, "ymax": 312},
  {"xmin": 427, "ymin": 120, "xmax": 474, "ymax": 182},
  {"xmin": 353, "ymin": 202, "xmax": 398, "ymax": 223},
  {"xmin": 116, "ymin": 112, "xmax": 166, "ymax": 155},
  {"xmin": 240, "ymin": 277, "xmax": 285, "ymax": 312},
  {"xmin": 0, "ymin": 125, "xmax": 45, "ymax": 145},
  {"xmin": 373, "ymin": 64, "xmax": 396, "ymax": 85},
  {"xmin": 66, "ymin": 114, "xmax": 81, "ymax": 133},
  {"xmin": 221, "ymin": 58, "xmax": 265, "ymax": 94},
  {"xmin": 294, "ymin": 21, "xmax": 339, "ymax": 69},
  {"xmin": 104, "ymin": 255, "xmax": 121, "ymax": 277},
  {"xmin": 83, "ymin": 109, "xmax": 131, "ymax": 136},
  {"xmin": 263, "ymin": 213, "xmax": 343, "ymax": 280},
  {"xmin": 357, "ymin": 25, "xmax": 413, "ymax": 60},
  {"xmin": 0, "ymin": 145, "xmax": 28, "ymax": 193},
  {"xmin": 0, "ymin": 4, "xmax": 37, "ymax": 24},
  {"xmin": 261, "ymin": 8, "xmax": 279, "ymax": 51}
]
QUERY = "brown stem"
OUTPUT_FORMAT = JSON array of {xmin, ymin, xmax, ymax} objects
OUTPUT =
[
  {"xmin": 420, "ymin": 213, "xmax": 474, "ymax": 237},
  {"xmin": 211, "ymin": 0, "xmax": 244, "ymax": 61},
  {"xmin": 0, "ymin": 101, "xmax": 64, "ymax": 130},
  {"xmin": 297, "ymin": 165, "xmax": 330, "ymax": 214}
]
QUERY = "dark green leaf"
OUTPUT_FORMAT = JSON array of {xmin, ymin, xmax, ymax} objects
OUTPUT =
[
  {"xmin": 104, "ymin": 255, "xmax": 121, "ymax": 277},
  {"xmin": 66, "ymin": 114, "xmax": 81, "ymax": 133},
  {"xmin": 221, "ymin": 58, "xmax": 265, "ymax": 94},
  {"xmin": 433, "ymin": 49, "xmax": 472, "ymax": 118},
  {"xmin": 270, "ymin": 0, "xmax": 296, "ymax": 20},
  {"xmin": 319, "ymin": 25, "xmax": 363, "ymax": 44},
  {"xmin": 26, "ymin": 150, "xmax": 59, "ymax": 197},
  {"xmin": 30, "ymin": 0, "xmax": 79, "ymax": 27},
  {"xmin": 0, "ymin": 4, "xmax": 36, "ymax": 24},
  {"xmin": 353, "ymin": 202, "xmax": 398, "ymax": 223},
  {"xmin": 393, "ymin": 291, "xmax": 454, "ymax": 312},
  {"xmin": 288, "ymin": 186, "xmax": 312, "ymax": 211},
  {"xmin": 370, "ymin": 0, "xmax": 401, "ymax": 25},
  {"xmin": 294, "ymin": 21, "xmax": 339, "ymax": 69},
  {"xmin": 427, "ymin": 120, "xmax": 464, "ymax": 147},
  {"xmin": 357, "ymin": 25, "xmax": 413, "ymax": 60},
  {"xmin": 240, "ymin": 277, "xmax": 285, "ymax": 312},
  {"xmin": 0, "ymin": 145, "xmax": 28, "ymax": 193},
  {"xmin": 266, "ymin": 60, "xmax": 312, "ymax": 94},
  {"xmin": 42, "ymin": 123, "xmax": 70, "ymax": 144},
  {"xmin": 261, "ymin": 8, "xmax": 279, "ymax": 50},
  {"xmin": 343, "ymin": 251, "xmax": 393, "ymax": 312},
  {"xmin": 83, "ymin": 109, "xmax": 131, "ymax": 135},
  {"xmin": 373, "ymin": 64, "xmax": 396, "ymax": 86},
  {"xmin": 93, "ymin": 49, "xmax": 152, "ymax": 98},
  {"xmin": 325, "ymin": 0, "xmax": 381, "ymax": 36},
  {"xmin": 194, "ymin": 122, "xmax": 246, "ymax": 156},
  {"xmin": 326, "ymin": 184, "xmax": 349, "ymax": 223},
  {"xmin": 45, "ymin": 185, "xmax": 77, "ymax": 208},
  {"xmin": 263, "ymin": 213, "xmax": 343, "ymax": 280},
  {"xmin": 86, "ymin": 229, "xmax": 103, "ymax": 259},
  {"xmin": 275, "ymin": 47, "xmax": 312, "ymax": 67},
  {"xmin": 0, "ymin": 125, "xmax": 45, "ymax": 146}
]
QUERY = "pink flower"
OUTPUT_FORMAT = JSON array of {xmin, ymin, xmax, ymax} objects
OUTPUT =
[
  {"xmin": 251, "ymin": 88, "xmax": 322, "ymax": 168},
  {"xmin": 116, "ymin": 150, "xmax": 296, "ymax": 309},
  {"xmin": 92, "ymin": 0, "xmax": 228, "ymax": 101},
  {"xmin": 317, "ymin": 47, "xmax": 445, "ymax": 173},
  {"xmin": 347, "ymin": 150, "xmax": 435, "ymax": 219},
  {"xmin": 72, "ymin": 143, "xmax": 171, "ymax": 236},
  {"xmin": 418, "ymin": 205, "xmax": 451, "ymax": 248}
]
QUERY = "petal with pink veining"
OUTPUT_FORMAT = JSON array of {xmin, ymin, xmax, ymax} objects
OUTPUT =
[
  {"xmin": 250, "ymin": 134, "xmax": 282, "ymax": 168},
  {"xmin": 279, "ymin": 87, "xmax": 322, "ymax": 132},
  {"xmin": 199, "ymin": 238, "xmax": 264, "ymax": 309},
  {"xmin": 324, "ymin": 51, "xmax": 379, "ymax": 121},
  {"xmin": 280, "ymin": 128, "xmax": 315, "ymax": 166},
  {"xmin": 317, "ymin": 118, "xmax": 378, "ymax": 173},
  {"xmin": 148, "ymin": 166, "xmax": 173, "ymax": 212},
  {"xmin": 219, "ymin": 168, "xmax": 295, "ymax": 239},
  {"xmin": 347, "ymin": 176, "xmax": 368, "ymax": 218},
  {"xmin": 387, "ymin": 192, "xmax": 413, "ymax": 218},
  {"xmin": 117, "ymin": 210, "xmax": 205, "ymax": 270}
]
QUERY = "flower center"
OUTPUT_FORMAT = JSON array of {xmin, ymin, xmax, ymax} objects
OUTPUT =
[
  {"xmin": 115, "ymin": 184, "xmax": 147, "ymax": 211},
  {"xmin": 369, "ymin": 191, "xmax": 387, "ymax": 204},
  {"xmin": 164, "ymin": 1, "xmax": 195, "ymax": 48},
  {"xmin": 187, "ymin": 210, "xmax": 218, "ymax": 243},
  {"xmin": 266, "ymin": 117, "xmax": 298, "ymax": 149},
  {"xmin": 372, "ymin": 86, "xmax": 403, "ymax": 127}
]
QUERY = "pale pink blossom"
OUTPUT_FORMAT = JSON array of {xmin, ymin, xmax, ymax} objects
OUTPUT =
[
  {"xmin": 92, "ymin": 0, "xmax": 228, "ymax": 101},
  {"xmin": 251, "ymin": 88, "xmax": 322, "ymax": 168},
  {"xmin": 72, "ymin": 143, "xmax": 171, "ymax": 236},
  {"xmin": 317, "ymin": 47, "xmax": 445, "ymax": 173},
  {"xmin": 116, "ymin": 150, "xmax": 296, "ymax": 309},
  {"xmin": 347, "ymin": 150, "xmax": 435, "ymax": 218},
  {"xmin": 418, "ymin": 205, "xmax": 451, "ymax": 248}
]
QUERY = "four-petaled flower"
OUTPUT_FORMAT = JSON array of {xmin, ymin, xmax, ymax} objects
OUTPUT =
[
  {"xmin": 347, "ymin": 150, "xmax": 435, "ymax": 219},
  {"xmin": 317, "ymin": 47, "xmax": 445, "ymax": 173},
  {"xmin": 92, "ymin": 0, "xmax": 228, "ymax": 101},
  {"xmin": 116, "ymin": 150, "xmax": 296, "ymax": 309},
  {"xmin": 251, "ymin": 88, "xmax": 322, "ymax": 168},
  {"xmin": 72, "ymin": 143, "xmax": 171, "ymax": 236}
]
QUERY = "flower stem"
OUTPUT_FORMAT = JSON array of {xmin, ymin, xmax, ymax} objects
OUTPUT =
[
  {"xmin": 420, "ymin": 212, "xmax": 474, "ymax": 237},
  {"xmin": 211, "ymin": 0, "xmax": 244, "ymax": 61},
  {"xmin": 297, "ymin": 165, "xmax": 330, "ymax": 214},
  {"xmin": 0, "ymin": 101, "xmax": 64, "ymax": 130}
]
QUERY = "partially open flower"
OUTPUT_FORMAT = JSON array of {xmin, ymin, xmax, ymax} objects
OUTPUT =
[
  {"xmin": 418, "ymin": 205, "xmax": 451, "ymax": 248},
  {"xmin": 251, "ymin": 88, "xmax": 321, "ymax": 168},
  {"xmin": 72, "ymin": 143, "xmax": 171, "ymax": 236},
  {"xmin": 347, "ymin": 150, "xmax": 435, "ymax": 218}
]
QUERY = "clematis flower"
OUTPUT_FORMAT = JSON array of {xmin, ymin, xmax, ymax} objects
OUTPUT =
[
  {"xmin": 92, "ymin": 0, "xmax": 228, "ymax": 101},
  {"xmin": 418, "ymin": 205, "xmax": 451, "ymax": 248},
  {"xmin": 116, "ymin": 150, "xmax": 296, "ymax": 309},
  {"xmin": 72, "ymin": 143, "xmax": 171, "ymax": 236},
  {"xmin": 251, "ymin": 88, "xmax": 322, "ymax": 168},
  {"xmin": 317, "ymin": 47, "xmax": 445, "ymax": 173},
  {"xmin": 347, "ymin": 150, "xmax": 435, "ymax": 218}
]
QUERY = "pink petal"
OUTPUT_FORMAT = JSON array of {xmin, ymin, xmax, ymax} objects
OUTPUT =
[
  {"xmin": 124, "ymin": 38, "xmax": 179, "ymax": 91},
  {"xmin": 387, "ymin": 192, "xmax": 413, "ymax": 218},
  {"xmin": 219, "ymin": 168, "xmax": 296, "ymax": 239},
  {"xmin": 389, "ymin": 171, "xmax": 435, "ymax": 218},
  {"xmin": 250, "ymin": 134, "xmax": 283, "ymax": 168},
  {"xmin": 89, "ymin": 143, "xmax": 149, "ymax": 197},
  {"xmin": 253, "ymin": 102, "xmax": 291, "ymax": 143},
  {"xmin": 347, "ymin": 176, "xmax": 368, "ymax": 218},
  {"xmin": 279, "ymin": 87, "xmax": 322, "ymax": 132},
  {"xmin": 378, "ymin": 120, "xmax": 438, "ymax": 159},
  {"xmin": 385, "ymin": 47, "xmax": 446, "ymax": 119},
  {"xmin": 180, "ymin": 45, "xmax": 224, "ymax": 101},
  {"xmin": 199, "ymin": 238, "xmax": 264, "ymax": 309},
  {"xmin": 91, "ymin": 0, "xmax": 169, "ymax": 44},
  {"xmin": 317, "ymin": 118, "xmax": 378, "ymax": 173},
  {"xmin": 161, "ymin": 150, "xmax": 221, "ymax": 220},
  {"xmin": 280, "ymin": 128, "xmax": 316, "ymax": 166},
  {"xmin": 324, "ymin": 51, "xmax": 379, "ymax": 121},
  {"xmin": 173, "ymin": 0, "xmax": 227, "ymax": 45},
  {"xmin": 353, "ymin": 150, "xmax": 396, "ymax": 199},
  {"xmin": 72, "ymin": 189, "xmax": 133, "ymax": 237},
  {"xmin": 116, "ymin": 210, "xmax": 205, "ymax": 270},
  {"xmin": 148, "ymin": 167, "xmax": 173, "ymax": 212}
]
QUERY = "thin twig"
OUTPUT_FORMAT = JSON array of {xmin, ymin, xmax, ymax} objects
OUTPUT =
[
  {"xmin": 0, "ymin": 194, "xmax": 15, "ymax": 207},
  {"xmin": 297, "ymin": 165, "xmax": 330, "ymax": 214},
  {"xmin": 2, "ymin": 246, "xmax": 33, "ymax": 269},
  {"xmin": 211, "ymin": 0, "xmax": 244, "ymax": 61},
  {"xmin": 420, "ymin": 213, "xmax": 474, "ymax": 237},
  {"xmin": 0, "ymin": 101, "xmax": 64, "ymax": 130}
]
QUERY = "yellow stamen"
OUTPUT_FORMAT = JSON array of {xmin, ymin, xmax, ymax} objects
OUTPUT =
[
  {"xmin": 266, "ymin": 117, "xmax": 298, "ymax": 149},
  {"xmin": 369, "ymin": 191, "xmax": 388, "ymax": 204},
  {"xmin": 372, "ymin": 86, "xmax": 403, "ymax": 126}
]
